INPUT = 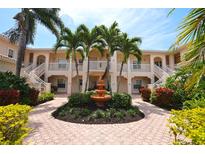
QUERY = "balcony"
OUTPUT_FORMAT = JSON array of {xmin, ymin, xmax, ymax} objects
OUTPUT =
[
  {"xmin": 72, "ymin": 63, "xmax": 83, "ymax": 71},
  {"xmin": 117, "ymin": 63, "xmax": 128, "ymax": 72},
  {"xmin": 89, "ymin": 61, "xmax": 108, "ymax": 71},
  {"xmin": 48, "ymin": 63, "xmax": 69, "ymax": 71},
  {"xmin": 130, "ymin": 64, "xmax": 151, "ymax": 72}
]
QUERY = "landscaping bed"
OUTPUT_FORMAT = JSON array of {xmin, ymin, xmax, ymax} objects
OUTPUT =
[{"xmin": 52, "ymin": 92, "xmax": 144, "ymax": 124}]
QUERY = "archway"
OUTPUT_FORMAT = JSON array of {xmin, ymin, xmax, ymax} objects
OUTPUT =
[
  {"xmin": 37, "ymin": 55, "xmax": 46, "ymax": 66},
  {"xmin": 154, "ymin": 57, "xmax": 162, "ymax": 68}
]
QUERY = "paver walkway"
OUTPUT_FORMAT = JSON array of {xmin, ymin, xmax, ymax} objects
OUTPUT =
[{"xmin": 24, "ymin": 96, "xmax": 173, "ymax": 144}]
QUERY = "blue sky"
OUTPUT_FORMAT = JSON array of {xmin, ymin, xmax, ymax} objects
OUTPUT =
[{"xmin": 0, "ymin": 8, "xmax": 190, "ymax": 50}]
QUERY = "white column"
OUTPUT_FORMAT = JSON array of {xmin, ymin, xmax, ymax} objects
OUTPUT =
[
  {"xmin": 169, "ymin": 54, "xmax": 175, "ymax": 70},
  {"xmin": 67, "ymin": 55, "xmax": 72, "ymax": 95},
  {"xmin": 33, "ymin": 53, "xmax": 38, "ymax": 68},
  {"xmin": 82, "ymin": 57, "xmax": 88, "ymax": 92},
  {"xmin": 150, "ymin": 55, "xmax": 155, "ymax": 84},
  {"xmin": 127, "ymin": 57, "xmax": 132, "ymax": 94},
  {"xmin": 111, "ymin": 52, "xmax": 117, "ymax": 92},
  {"xmin": 44, "ymin": 53, "xmax": 49, "ymax": 82},
  {"xmin": 162, "ymin": 55, "xmax": 166, "ymax": 69}
]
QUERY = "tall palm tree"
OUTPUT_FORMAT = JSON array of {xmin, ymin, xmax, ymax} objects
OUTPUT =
[
  {"xmin": 171, "ymin": 9, "xmax": 205, "ymax": 90},
  {"xmin": 117, "ymin": 33, "xmax": 142, "ymax": 92},
  {"xmin": 4, "ymin": 8, "xmax": 63, "ymax": 76},
  {"xmin": 54, "ymin": 27, "xmax": 84, "ymax": 92},
  {"xmin": 97, "ymin": 21, "xmax": 121, "ymax": 92},
  {"xmin": 77, "ymin": 24, "xmax": 106, "ymax": 92}
]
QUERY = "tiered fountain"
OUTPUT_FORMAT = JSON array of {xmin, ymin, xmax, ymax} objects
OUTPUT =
[{"xmin": 90, "ymin": 79, "xmax": 111, "ymax": 107}]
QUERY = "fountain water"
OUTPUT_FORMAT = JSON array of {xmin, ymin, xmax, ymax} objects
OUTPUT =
[{"xmin": 90, "ymin": 79, "xmax": 111, "ymax": 107}]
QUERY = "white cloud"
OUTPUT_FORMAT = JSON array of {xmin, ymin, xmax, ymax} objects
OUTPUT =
[{"xmin": 60, "ymin": 8, "xmax": 178, "ymax": 50}]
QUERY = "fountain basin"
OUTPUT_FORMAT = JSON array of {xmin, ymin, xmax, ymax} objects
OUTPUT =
[
  {"xmin": 90, "ymin": 94, "xmax": 111, "ymax": 107},
  {"xmin": 90, "ymin": 79, "xmax": 112, "ymax": 107}
]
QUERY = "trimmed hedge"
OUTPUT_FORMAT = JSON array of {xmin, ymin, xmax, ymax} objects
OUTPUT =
[
  {"xmin": 168, "ymin": 108, "xmax": 205, "ymax": 145},
  {"xmin": 68, "ymin": 92, "xmax": 94, "ymax": 107},
  {"xmin": 183, "ymin": 98, "xmax": 205, "ymax": 109},
  {"xmin": 0, "ymin": 104, "xmax": 31, "ymax": 145},
  {"xmin": 108, "ymin": 93, "xmax": 132, "ymax": 109},
  {"xmin": 38, "ymin": 92, "xmax": 54, "ymax": 104},
  {"xmin": 0, "ymin": 89, "xmax": 20, "ymax": 106}
]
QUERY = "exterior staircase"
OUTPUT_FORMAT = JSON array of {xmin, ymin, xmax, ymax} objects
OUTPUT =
[
  {"xmin": 151, "ymin": 64, "xmax": 175, "ymax": 88},
  {"xmin": 23, "ymin": 63, "xmax": 50, "ymax": 93}
]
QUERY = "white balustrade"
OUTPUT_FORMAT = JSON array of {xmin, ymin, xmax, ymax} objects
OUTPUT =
[
  {"xmin": 49, "ymin": 63, "xmax": 69, "ymax": 71},
  {"xmin": 72, "ymin": 63, "xmax": 83, "ymax": 71},
  {"xmin": 117, "ymin": 63, "xmax": 128, "ymax": 72},
  {"xmin": 130, "ymin": 64, "xmax": 151, "ymax": 72},
  {"xmin": 89, "ymin": 61, "xmax": 108, "ymax": 71}
]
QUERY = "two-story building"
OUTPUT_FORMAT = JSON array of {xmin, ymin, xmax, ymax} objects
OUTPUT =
[{"xmin": 0, "ymin": 35, "xmax": 186, "ymax": 95}]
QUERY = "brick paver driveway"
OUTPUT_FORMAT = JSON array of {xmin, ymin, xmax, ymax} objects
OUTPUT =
[{"xmin": 24, "ymin": 96, "xmax": 173, "ymax": 144}]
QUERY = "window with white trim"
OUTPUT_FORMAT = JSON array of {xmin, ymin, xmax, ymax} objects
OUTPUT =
[
  {"xmin": 8, "ymin": 49, "xmax": 14, "ymax": 58},
  {"xmin": 133, "ymin": 80, "xmax": 142, "ymax": 89},
  {"xmin": 57, "ymin": 79, "xmax": 66, "ymax": 88}
]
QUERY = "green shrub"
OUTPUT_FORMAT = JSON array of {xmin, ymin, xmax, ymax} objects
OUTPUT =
[
  {"xmin": 114, "ymin": 111, "xmax": 125, "ymax": 120},
  {"xmin": 183, "ymin": 98, "xmax": 205, "ymax": 109},
  {"xmin": 91, "ymin": 109, "xmax": 106, "ymax": 119},
  {"xmin": 165, "ymin": 76, "xmax": 187, "ymax": 103},
  {"xmin": 127, "ymin": 107, "xmax": 140, "ymax": 117},
  {"xmin": 108, "ymin": 93, "xmax": 132, "ymax": 109},
  {"xmin": 68, "ymin": 93, "xmax": 92, "ymax": 107},
  {"xmin": 79, "ymin": 108, "xmax": 92, "ymax": 117},
  {"xmin": 0, "ymin": 104, "xmax": 31, "ymax": 145},
  {"xmin": 0, "ymin": 72, "xmax": 30, "ymax": 102},
  {"xmin": 168, "ymin": 108, "xmax": 205, "ymax": 145},
  {"xmin": 27, "ymin": 88, "xmax": 40, "ymax": 106},
  {"xmin": 38, "ymin": 92, "xmax": 54, "ymax": 103}
]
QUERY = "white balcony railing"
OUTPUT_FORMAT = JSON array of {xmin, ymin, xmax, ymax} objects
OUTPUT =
[
  {"xmin": 89, "ymin": 61, "xmax": 108, "ymax": 71},
  {"xmin": 130, "ymin": 64, "xmax": 151, "ymax": 72},
  {"xmin": 72, "ymin": 63, "xmax": 83, "ymax": 71},
  {"xmin": 117, "ymin": 63, "xmax": 128, "ymax": 72},
  {"xmin": 48, "ymin": 63, "xmax": 69, "ymax": 71}
]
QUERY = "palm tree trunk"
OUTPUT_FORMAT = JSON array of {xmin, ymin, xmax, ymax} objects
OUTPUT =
[
  {"xmin": 101, "ymin": 56, "xmax": 112, "ymax": 93},
  {"xmin": 15, "ymin": 31, "xmax": 27, "ymax": 76},
  {"xmin": 84, "ymin": 57, "xmax": 90, "ymax": 92},
  {"xmin": 107, "ymin": 57, "xmax": 112, "ymax": 93},
  {"xmin": 74, "ymin": 51, "xmax": 80, "ymax": 92},
  {"xmin": 117, "ymin": 62, "xmax": 124, "ymax": 92}
]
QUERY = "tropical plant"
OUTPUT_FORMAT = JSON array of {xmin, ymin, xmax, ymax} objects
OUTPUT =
[
  {"xmin": 96, "ymin": 21, "xmax": 121, "ymax": 92},
  {"xmin": 170, "ymin": 9, "xmax": 205, "ymax": 91},
  {"xmin": 168, "ymin": 108, "xmax": 205, "ymax": 145},
  {"xmin": 54, "ymin": 27, "xmax": 85, "ymax": 92},
  {"xmin": 76, "ymin": 24, "xmax": 106, "ymax": 92},
  {"xmin": 117, "ymin": 33, "xmax": 142, "ymax": 92},
  {"xmin": 4, "ymin": 8, "xmax": 63, "ymax": 76}
]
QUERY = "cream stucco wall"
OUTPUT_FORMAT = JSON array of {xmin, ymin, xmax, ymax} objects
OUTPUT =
[
  {"xmin": 0, "ymin": 35, "xmax": 187, "ymax": 95},
  {"xmin": 117, "ymin": 76, "xmax": 128, "ymax": 93},
  {"xmin": 0, "ymin": 60, "xmax": 15, "ymax": 73}
]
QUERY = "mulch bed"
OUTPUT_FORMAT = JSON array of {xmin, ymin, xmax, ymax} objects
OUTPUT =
[{"xmin": 52, "ymin": 104, "xmax": 145, "ymax": 124}]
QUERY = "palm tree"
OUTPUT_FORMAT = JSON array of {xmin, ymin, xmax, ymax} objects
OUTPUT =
[
  {"xmin": 171, "ymin": 9, "xmax": 205, "ymax": 90},
  {"xmin": 4, "ymin": 8, "xmax": 63, "ymax": 76},
  {"xmin": 97, "ymin": 21, "xmax": 121, "ymax": 92},
  {"xmin": 54, "ymin": 27, "xmax": 84, "ymax": 92},
  {"xmin": 77, "ymin": 24, "xmax": 106, "ymax": 92},
  {"xmin": 117, "ymin": 33, "xmax": 142, "ymax": 92}
]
